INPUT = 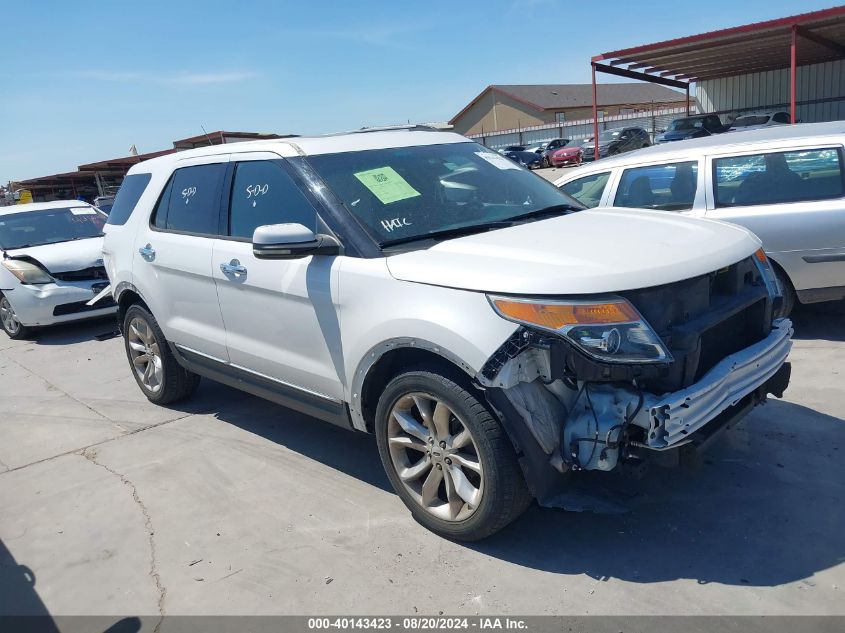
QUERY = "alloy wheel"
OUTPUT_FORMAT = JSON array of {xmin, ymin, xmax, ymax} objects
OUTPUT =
[
  {"xmin": 0, "ymin": 297, "xmax": 21, "ymax": 336},
  {"xmin": 127, "ymin": 317, "xmax": 163, "ymax": 393},
  {"xmin": 387, "ymin": 392, "xmax": 483, "ymax": 521}
]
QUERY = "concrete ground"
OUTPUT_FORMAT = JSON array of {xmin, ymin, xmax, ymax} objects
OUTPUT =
[
  {"xmin": 534, "ymin": 165, "xmax": 576, "ymax": 182},
  {"xmin": 0, "ymin": 302, "xmax": 843, "ymax": 620}
]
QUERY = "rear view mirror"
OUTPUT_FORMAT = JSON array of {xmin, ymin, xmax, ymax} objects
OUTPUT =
[{"xmin": 252, "ymin": 223, "xmax": 341, "ymax": 259}]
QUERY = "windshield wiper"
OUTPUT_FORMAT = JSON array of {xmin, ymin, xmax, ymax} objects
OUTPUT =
[
  {"xmin": 381, "ymin": 223, "xmax": 508, "ymax": 247},
  {"xmin": 505, "ymin": 203, "xmax": 582, "ymax": 222},
  {"xmin": 380, "ymin": 204, "xmax": 581, "ymax": 248}
]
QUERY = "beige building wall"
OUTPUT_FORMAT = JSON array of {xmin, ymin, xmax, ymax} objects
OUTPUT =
[
  {"xmin": 452, "ymin": 91, "xmax": 545, "ymax": 135},
  {"xmin": 453, "ymin": 89, "xmax": 687, "ymax": 135}
]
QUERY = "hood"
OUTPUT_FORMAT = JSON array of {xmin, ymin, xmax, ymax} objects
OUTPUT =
[
  {"xmin": 386, "ymin": 209, "xmax": 759, "ymax": 295},
  {"xmin": 554, "ymin": 147, "xmax": 581, "ymax": 156},
  {"xmin": 4, "ymin": 237, "xmax": 104, "ymax": 273}
]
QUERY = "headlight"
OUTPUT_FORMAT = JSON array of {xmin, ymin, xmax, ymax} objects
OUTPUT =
[
  {"xmin": 753, "ymin": 248, "xmax": 782, "ymax": 298},
  {"xmin": 1, "ymin": 259, "xmax": 54, "ymax": 284},
  {"xmin": 489, "ymin": 296, "xmax": 672, "ymax": 363}
]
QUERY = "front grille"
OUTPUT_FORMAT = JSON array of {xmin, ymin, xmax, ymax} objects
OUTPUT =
[
  {"xmin": 622, "ymin": 255, "xmax": 772, "ymax": 391},
  {"xmin": 53, "ymin": 297, "xmax": 116, "ymax": 316},
  {"xmin": 695, "ymin": 298, "xmax": 767, "ymax": 380},
  {"xmin": 51, "ymin": 266, "xmax": 108, "ymax": 282}
]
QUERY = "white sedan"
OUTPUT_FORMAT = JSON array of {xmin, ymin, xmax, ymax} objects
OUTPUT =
[{"xmin": 0, "ymin": 200, "xmax": 116, "ymax": 339}]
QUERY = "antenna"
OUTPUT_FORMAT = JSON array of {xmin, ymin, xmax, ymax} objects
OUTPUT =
[{"xmin": 200, "ymin": 125, "xmax": 214, "ymax": 145}]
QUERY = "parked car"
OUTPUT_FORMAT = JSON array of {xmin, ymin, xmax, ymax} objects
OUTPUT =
[
  {"xmin": 655, "ymin": 114, "xmax": 726, "ymax": 143},
  {"xmin": 548, "ymin": 140, "xmax": 584, "ymax": 167},
  {"xmin": 727, "ymin": 111, "xmax": 792, "ymax": 132},
  {"xmin": 554, "ymin": 120, "xmax": 845, "ymax": 316},
  {"xmin": 498, "ymin": 145, "xmax": 526, "ymax": 154},
  {"xmin": 103, "ymin": 129, "xmax": 791, "ymax": 540},
  {"xmin": 0, "ymin": 201, "xmax": 116, "ymax": 338},
  {"xmin": 504, "ymin": 149, "xmax": 543, "ymax": 169},
  {"xmin": 540, "ymin": 138, "xmax": 571, "ymax": 167},
  {"xmin": 582, "ymin": 127, "xmax": 650, "ymax": 161}
]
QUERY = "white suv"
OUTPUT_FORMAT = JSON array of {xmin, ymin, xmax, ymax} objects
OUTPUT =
[{"xmin": 103, "ymin": 129, "xmax": 792, "ymax": 540}]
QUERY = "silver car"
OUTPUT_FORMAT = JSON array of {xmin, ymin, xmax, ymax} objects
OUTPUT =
[{"xmin": 554, "ymin": 121, "xmax": 845, "ymax": 315}]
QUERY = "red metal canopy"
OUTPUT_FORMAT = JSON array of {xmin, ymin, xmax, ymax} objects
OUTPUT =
[{"xmin": 588, "ymin": 5, "xmax": 845, "ymax": 159}]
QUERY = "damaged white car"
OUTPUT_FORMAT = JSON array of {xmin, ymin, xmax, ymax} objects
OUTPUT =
[
  {"xmin": 0, "ymin": 201, "xmax": 115, "ymax": 339},
  {"xmin": 103, "ymin": 129, "xmax": 792, "ymax": 540}
]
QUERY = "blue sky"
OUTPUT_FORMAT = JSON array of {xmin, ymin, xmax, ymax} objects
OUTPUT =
[{"xmin": 0, "ymin": 0, "xmax": 829, "ymax": 182}]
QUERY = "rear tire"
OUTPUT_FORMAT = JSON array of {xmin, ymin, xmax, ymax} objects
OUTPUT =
[
  {"xmin": 774, "ymin": 267, "xmax": 796, "ymax": 318},
  {"xmin": 375, "ymin": 366, "xmax": 532, "ymax": 541},
  {"xmin": 0, "ymin": 294, "xmax": 31, "ymax": 340},
  {"xmin": 123, "ymin": 304, "xmax": 200, "ymax": 405}
]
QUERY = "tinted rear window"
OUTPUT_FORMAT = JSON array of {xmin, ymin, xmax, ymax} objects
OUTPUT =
[
  {"xmin": 153, "ymin": 164, "xmax": 226, "ymax": 235},
  {"xmin": 107, "ymin": 173, "xmax": 152, "ymax": 226}
]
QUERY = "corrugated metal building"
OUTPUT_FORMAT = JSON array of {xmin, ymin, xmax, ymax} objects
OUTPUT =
[
  {"xmin": 697, "ymin": 58, "xmax": 845, "ymax": 123},
  {"xmin": 587, "ymin": 6, "xmax": 845, "ymax": 158}
]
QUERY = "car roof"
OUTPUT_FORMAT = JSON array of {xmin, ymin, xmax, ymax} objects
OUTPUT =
[
  {"xmin": 0, "ymin": 200, "xmax": 94, "ymax": 217},
  {"xmin": 557, "ymin": 120, "xmax": 845, "ymax": 179},
  {"xmin": 127, "ymin": 129, "xmax": 474, "ymax": 175}
]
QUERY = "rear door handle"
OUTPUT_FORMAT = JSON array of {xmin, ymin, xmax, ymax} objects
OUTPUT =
[
  {"xmin": 220, "ymin": 259, "xmax": 247, "ymax": 276},
  {"xmin": 138, "ymin": 244, "xmax": 156, "ymax": 261}
]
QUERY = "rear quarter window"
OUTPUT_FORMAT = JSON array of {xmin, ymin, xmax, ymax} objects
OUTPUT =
[
  {"xmin": 714, "ymin": 147, "xmax": 844, "ymax": 207},
  {"xmin": 106, "ymin": 173, "xmax": 152, "ymax": 226}
]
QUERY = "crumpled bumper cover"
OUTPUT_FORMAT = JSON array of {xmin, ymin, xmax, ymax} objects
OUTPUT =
[{"xmin": 647, "ymin": 318, "xmax": 793, "ymax": 448}]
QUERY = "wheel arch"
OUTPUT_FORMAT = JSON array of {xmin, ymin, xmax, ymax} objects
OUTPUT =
[
  {"xmin": 114, "ymin": 282, "xmax": 151, "ymax": 327},
  {"xmin": 352, "ymin": 338, "xmax": 478, "ymax": 433}
]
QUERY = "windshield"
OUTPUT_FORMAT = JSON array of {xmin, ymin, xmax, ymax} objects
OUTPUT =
[
  {"xmin": 0, "ymin": 206, "xmax": 106, "ymax": 250},
  {"xmin": 668, "ymin": 117, "xmax": 705, "ymax": 131},
  {"xmin": 563, "ymin": 139, "xmax": 582, "ymax": 148},
  {"xmin": 598, "ymin": 129, "xmax": 623, "ymax": 142},
  {"xmin": 306, "ymin": 142, "xmax": 581, "ymax": 246}
]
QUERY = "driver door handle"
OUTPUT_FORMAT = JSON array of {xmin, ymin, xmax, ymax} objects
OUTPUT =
[
  {"xmin": 138, "ymin": 244, "xmax": 156, "ymax": 261},
  {"xmin": 220, "ymin": 259, "xmax": 247, "ymax": 276}
]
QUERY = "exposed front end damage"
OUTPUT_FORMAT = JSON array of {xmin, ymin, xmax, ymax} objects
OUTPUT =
[{"xmin": 477, "ymin": 256, "xmax": 793, "ymax": 510}]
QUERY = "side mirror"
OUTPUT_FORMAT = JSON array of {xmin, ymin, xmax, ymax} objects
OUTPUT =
[{"xmin": 252, "ymin": 223, "xmax": 341, "ymax": 260}]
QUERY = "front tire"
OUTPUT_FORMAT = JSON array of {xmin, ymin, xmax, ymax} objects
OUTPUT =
[
  {"xmin": 0, "ymin": 294, "xmax": 30, "ymax": 339},
  {"xmin": 123, "ymin": 304, "xmax": 200, "ymax": 404},
  {"xmin": 375, "ymin": 367, "xmax": 531, "ymax": 541}
]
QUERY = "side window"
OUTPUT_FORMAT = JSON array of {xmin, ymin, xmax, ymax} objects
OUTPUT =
[
  {"xmin": 152, "ymin": 177, "xmax": 173, "ymax": 229},
  {"xmin": 559, "ymin": 172, "xmax": 610, "ymax": 208},
  {"xmin": 614, "ymin": 161, "xmax": 698, "ymax": 211},
  {"xmin": 772, "ymin": 112, "xmax": 791, "ymax": 124},
  {"xmin": 228, "ymin": 160, "xmax": 317, "ymax": 239},
  {"xmin": 157, "ymin": 163, "xmax": 226, "ymax": 235},
  {"xmin": 106, "ymin": 173, "xmax": 151, "ymax": 226},
  {"xmin": 714, "ymin": 148, "xmax": 844, "ymax": 207}
]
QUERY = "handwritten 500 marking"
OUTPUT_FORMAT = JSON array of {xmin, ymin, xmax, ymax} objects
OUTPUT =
[
  {"xmin": 246, "ymin": 184, "xmax": 270, "ymax": 207},
  {"xmin": 181, "ymin": 186, "xmax": 197, "ymax": 204}
]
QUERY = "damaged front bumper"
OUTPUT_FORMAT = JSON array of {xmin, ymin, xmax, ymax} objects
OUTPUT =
[
  {"xmin": 481, "ymin": 318, "xmax": 793, "ymax": 510},
  {"xmin": 644, "ymin": 317, "xmax": 793, "ymax": 449}
]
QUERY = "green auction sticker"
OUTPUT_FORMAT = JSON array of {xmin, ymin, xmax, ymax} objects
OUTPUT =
[{"xmin": 354, "ymin": 166, "xmax": 421, "ymax": 205}]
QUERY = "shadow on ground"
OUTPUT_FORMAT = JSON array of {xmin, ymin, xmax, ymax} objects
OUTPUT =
[
  {"xmin": 31, "ymin": 316, "xmax": 120, "ymax": 346},
  {"xmin": 791, "ymin": 299, "xmax": 845, "ymax": 342},
  {"xmin": 0, "ymin": 538, "xmax": 57, "ymax": 628},
  {"xmin": 207, "ymin": 383, "xmax": 844, "ymax": 589}
]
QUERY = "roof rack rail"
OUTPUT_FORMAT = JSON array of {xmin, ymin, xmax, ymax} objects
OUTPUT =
[{"xmin": 325, "ymin": 124, "xmax": 441, "ymax": 137}]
